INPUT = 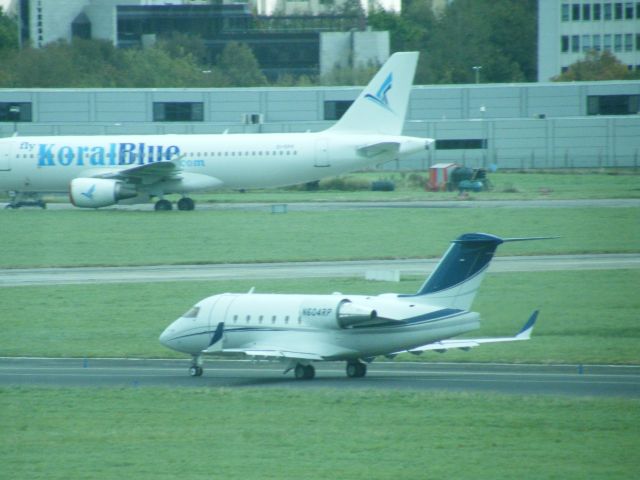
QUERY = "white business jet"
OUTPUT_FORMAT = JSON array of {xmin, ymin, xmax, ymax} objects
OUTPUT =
[
  {"xmin": 159, "ymin": 233, "xmax": 541, "ymax": 379},
  {"xmin": 0, "ymin": 52, "xmax": 430, "ymax": 210}
]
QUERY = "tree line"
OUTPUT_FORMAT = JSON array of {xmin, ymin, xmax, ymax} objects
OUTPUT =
[{"xmin": 0, "ymin": 1, "xmax": 637, "ymax": 88}]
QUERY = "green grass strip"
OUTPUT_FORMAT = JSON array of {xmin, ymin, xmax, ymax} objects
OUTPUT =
[
  {"xmin": 1, "ymin": 387, "xmax": 638, "ymax": 480},
  {"xmin": 1, "ymin": 207, "xmax": 638, "ymax": 268},
  {"xmin": 1, "ymin": 270, "xmax": 638, "ymax": 364}
]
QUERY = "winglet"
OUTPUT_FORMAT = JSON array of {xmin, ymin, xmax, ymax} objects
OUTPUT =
[{"xmin": 515, "ymin": 310, "xmax": 539, "ymax": 340}]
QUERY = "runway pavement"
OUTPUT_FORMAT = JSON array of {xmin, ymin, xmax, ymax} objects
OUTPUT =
[
  {"xmin": 4, "ymin": 198, "xmax": 640, "ymax": 211},
  {"xmin": 1, "ymin": 254, "xmax": 639, "ymax": 287},
  {"xmin": 2, "ymin": 357, "xmax": 639, "ymax": 397}
]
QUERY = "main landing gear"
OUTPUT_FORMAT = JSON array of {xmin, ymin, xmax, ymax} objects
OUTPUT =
[
  {"xmin": 154, "ymin": 196, "xmax": 196, "ymax": 211},
  {"xmin": 294, "ymin": 363, "xmax": 316, "ymax": 380},
  {"xmin": 290, "ymin": 361, "xmax": 368, "ymax": 380},
  {"xmin": 346, "ymin": 361, "xmax": 367, "ymax": 378}
]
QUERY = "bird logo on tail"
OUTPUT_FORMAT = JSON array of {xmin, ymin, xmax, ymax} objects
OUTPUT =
[{"xmin": 365, "ymin": 73, "xmax": 393, "ymax": 112}]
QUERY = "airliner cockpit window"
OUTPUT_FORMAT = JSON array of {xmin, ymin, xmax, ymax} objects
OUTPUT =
[{"xmin": 183, "ymin": 306, "xmax": 200, "ymax": 318}]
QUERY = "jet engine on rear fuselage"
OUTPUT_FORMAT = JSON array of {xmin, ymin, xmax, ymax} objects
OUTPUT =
[
  {"xmin": 300, "ymin": 298, "xmax": 377, "ymax": 329},
  {"xmin": 69, "ymin": 178, "xmax": 138, "ymax": 208}
]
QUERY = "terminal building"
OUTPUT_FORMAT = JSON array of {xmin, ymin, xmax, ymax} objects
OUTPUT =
[{"xmin": 1, "ymin": 80, "xmax": 639, "ymax": 170}]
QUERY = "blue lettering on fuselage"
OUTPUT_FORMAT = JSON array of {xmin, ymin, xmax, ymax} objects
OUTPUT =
[{"xmin": 37, "ymin": 142, "xmax": 181, "ymax": 167}]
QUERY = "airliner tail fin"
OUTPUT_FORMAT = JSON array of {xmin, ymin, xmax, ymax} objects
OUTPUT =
[{"xmin": 328, "ymin": 52, "xmax": 419, "ymax": 136}]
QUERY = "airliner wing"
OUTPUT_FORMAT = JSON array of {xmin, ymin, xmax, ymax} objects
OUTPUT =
[
  {"xmin": 94, "ymin": 159, "xmax": 180, "ymax": 181},
  {"xmin": 357, "ymin": 141, "xmax": 400, "ymax": 158},
  {"xmin": 401, "ymin": 310, "xmax": 538, "ymax": 354}
]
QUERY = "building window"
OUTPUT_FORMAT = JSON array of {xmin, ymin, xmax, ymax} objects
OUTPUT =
[
  {"xmin": 582, "ymin": 34, "xmax": 591, "ymax": 51},
  {"xmin": 594, "ymin": 3, "xmax": 602, "ymax": 19},
  {"xmin": 604, "ymin": 34, "xmax": 612, "ymax": 50},
  {"xmin": 434, "ymin": 139, "xmax": 487, "ymax": 150},
  {"xmin": 615, "ymin": 2, "xmax": 623, "ymax": 19},
  {"xmin": 583, "ymin": 3, "xmax": 591, "ymax": 20},
  {"xmin": 625, "ymin": 33, "xmax": 633, "ymax": 51},
  {"xmin": 561, "ymin": 35, "xmax": 570, "ymax": 52},
  {"xmin": 614, "ymin": 34, "xmax": 623, "ymax": 51},
  {"xmin": 593, "ymin": 34, "xmax": 602, "ymax": 50},
  {"xmin": 625, "ymin": 1, "xmax": 634, "ymax": 17},
  {"xmin": 572, "ymin": 3, "xmax": 581, "ymax": 20},
  {"xmin": 604, "ymin": 2, "xmax": 612, "ymax": 19},
  {"xmin": 324, "ymin": 100, "xmax": 353, "ymax": 120},
  {"xmin": 561, "ymin": 3, "xmax": 570, "ymax": 21},
  {"xmin": 0, "ymin": 102, "xmax": 32, "ymax": 122},
  {"xmin": 636, "ymin": 33, "xmax": 640, "ymax": 50},
  {"xmin": 637, "ymin": 1, "xmax": 640, "ymax": 18},
  {"xmin": 587, "ymin": 95, "xmax": 640, "ymax": 115},
  {"xmin": 153, "ymin": 102, "xmax": 203, "ymax": 122},
  {"xmin": 571, "ymin": 35, "xmax": 580, "ymax": 52}
]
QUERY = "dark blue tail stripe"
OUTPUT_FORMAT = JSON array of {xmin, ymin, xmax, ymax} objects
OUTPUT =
[{"xmin": 416, "ymin": 233, "xmax": 503, "ymax": 295}]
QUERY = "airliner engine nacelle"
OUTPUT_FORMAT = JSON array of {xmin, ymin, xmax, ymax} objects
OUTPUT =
[
  {"xmin": 300, "ymin": 298, "xmax": 377, "ymax": 329},
  {"xmin": 69, "ymin": 178, "xmax": 138, "ymax": 208}
]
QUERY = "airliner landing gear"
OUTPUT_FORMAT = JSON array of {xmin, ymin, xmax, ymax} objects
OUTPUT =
[
  {"xmin": 346, "ymin": 361, "xmax": 367, "ymax": 378},
  {"xmin": 294, "ymin": 363, "xmax": 315, "ymax": 380},
  {"xmin": 177, "ymin": 197, "xmax": 195, "ymax": 211},
  {"xmin": 189, "ymin": 355, "xmax": 204, "ymax": 377},
  {"xmin": 154, "ymin": 199, "xmax": 173, "ymax": 211}
]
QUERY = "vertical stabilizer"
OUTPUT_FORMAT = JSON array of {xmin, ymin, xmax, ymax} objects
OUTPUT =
[
  {"xmin": 327, "ymin": 52, "xmax": 419, "ymax": 136},
  {"xmin": 411, "ymin": 233, "xmax": 504, "ymax": 310}
]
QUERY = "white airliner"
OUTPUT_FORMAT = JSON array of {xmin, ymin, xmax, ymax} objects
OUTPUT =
[
  {"xmin": 0, "ymin": 52, "xmax": 430, "ymax": 210},
  {"xmin": 159, "ymin": 233, "xmax": 541, "ymax": 379}
]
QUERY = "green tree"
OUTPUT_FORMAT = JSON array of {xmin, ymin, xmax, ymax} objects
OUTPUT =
[
  {"xmin": 553, "ymin": 50, "xmax": 640, "ymax": 81},
  {"xmin": 0, "ymin": 7, "xmax": 18, "ymax": 53},
  {"xmin": 215, "ymin": 42, "xmax": 267, "ymax": 87}
]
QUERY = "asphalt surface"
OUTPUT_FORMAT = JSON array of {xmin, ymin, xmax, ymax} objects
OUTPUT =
[
  {"xmin": 2, "ymin": 357, "xmax": 638, "ymax": 397},
  {"xmin": 3, "ymin": 198, "xmax": 640, "ymax": 211},
  {"xmin": 2, "ymin": 254, "xmax": 639, "ymax": 287}
]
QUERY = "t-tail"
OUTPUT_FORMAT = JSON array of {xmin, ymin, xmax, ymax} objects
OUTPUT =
[
  {"xmin": 410, "ymin": 233, "xmax": 556, "ymax": 310},
  {"xmin": 327, "ymin": 52, "xmax": 419, "ymax": 136}
]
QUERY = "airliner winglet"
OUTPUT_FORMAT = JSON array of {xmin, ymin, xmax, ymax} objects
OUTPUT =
[
  {"xmin": 1, "ymin": 52, "xmax": 430, "ymax": 211},
  {"xmin": 160, "ymin": 233, "xmax": 550, "ymax": 380}
]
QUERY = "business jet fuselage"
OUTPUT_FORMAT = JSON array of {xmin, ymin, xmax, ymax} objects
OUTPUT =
[
  {"xmin": 160, "ymin": 233, "xmax": 541, "ymax": 379},
  {"xmin": 0, "ymin": 52, "xmax": 430, "ymax": 210}
]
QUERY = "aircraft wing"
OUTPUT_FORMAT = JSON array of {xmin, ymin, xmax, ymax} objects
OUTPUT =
[
  {"xmin": 400, "ymin": 310, "xmax": 538, "ymax": 354},
  {"xmin": 221, "ymin": 348, "xmax": 324, "ymax": 361},
  {"xmin": 357, "ymin": 141, "xmax": 400, "ymax": 158},
  {"xmin": 92, "ymin": 159, "xmax": 181, "ymax": 182}
]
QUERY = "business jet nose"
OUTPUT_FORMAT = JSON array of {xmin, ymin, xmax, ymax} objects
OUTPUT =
[{"xmin": 159, "ymin": 323, "xmax": 178, "ymax": 351}]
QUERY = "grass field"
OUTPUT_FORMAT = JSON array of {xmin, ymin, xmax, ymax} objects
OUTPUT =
[
  {"xmin": 1, "ymin": 270, "xmax": 638, "ymax": 364},
  {"xmin": 199, "ymin": 170, "xmax": 640, "ymax": 202},
  {"xmin": 1, "ymin": 206, "xmax": 638, "ymax": 268},
  {"xmin": 1, "ymin": 388, "xmax": 638, "ymax": 480}
]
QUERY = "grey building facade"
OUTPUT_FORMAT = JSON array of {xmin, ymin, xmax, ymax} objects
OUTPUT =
[{"xmin": 1, "ymin": 81, "xmax": 639, "ymax": 170}]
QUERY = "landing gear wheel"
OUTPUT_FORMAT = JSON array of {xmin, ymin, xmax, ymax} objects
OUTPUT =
[
  {"xmin": 294, "ymin": 364, "xmax": 315, "ymax": 380},
  {"xmin": 346, "ymin": 362, "xmax": 367, "ymax": 378},
  {"xmin": 154, "ymin": 199, "xmax": 173, "ymax": 211},
  {"xmin": 189, "ymin": 366, "xmax": 203, "ymax": 377},
  {"xmin": 177, "ymin": 197, "xmax": 195, "ymax": 211}
]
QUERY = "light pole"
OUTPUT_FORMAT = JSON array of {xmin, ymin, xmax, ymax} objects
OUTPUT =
[
  {"xmin": 472, "ymin": 65, "xmax": 482, "ymax": 84},
  {"xmin": 9, "ymin": 105, "xmax": 20, "ymax": 135}
]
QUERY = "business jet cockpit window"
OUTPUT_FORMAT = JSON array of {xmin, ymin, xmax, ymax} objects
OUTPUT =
[{"xmin": 183, "ymin": 306, "xmax": 200, "ymax": 318}]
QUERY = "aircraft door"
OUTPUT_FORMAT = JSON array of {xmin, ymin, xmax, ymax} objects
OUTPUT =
[
  {"xmin": 0, "ymin": 141, "xmax": 11, "ymax": 171},
  {"xmin": 314, "ymin": 138, "xmax": 330, "ymax": 167}
]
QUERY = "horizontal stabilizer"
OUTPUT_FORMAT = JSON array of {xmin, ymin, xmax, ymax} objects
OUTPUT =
[
  {"xmin": 400, "ymin": 310, "xmax": 539, "ymax": 354},
  {"xmin": 357, "ymin": 142, "xmax": 400, "ymax": 158}
]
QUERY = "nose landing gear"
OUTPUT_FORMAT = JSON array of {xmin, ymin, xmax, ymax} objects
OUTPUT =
[{"xmin": 189, "ymin": 355, "xmax": 204, "ymax": 377}]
